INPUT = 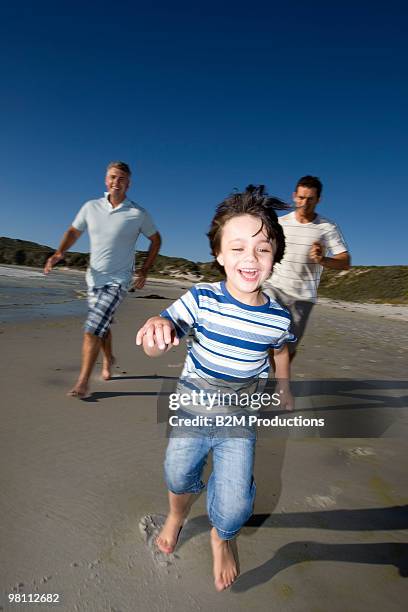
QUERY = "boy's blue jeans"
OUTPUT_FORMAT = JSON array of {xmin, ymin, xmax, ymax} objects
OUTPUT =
[{"xmin": 164, "ymin": 414, "xmax": 256, "ymax": 540}]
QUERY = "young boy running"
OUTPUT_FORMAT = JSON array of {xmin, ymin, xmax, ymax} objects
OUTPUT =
[{"xmin": 136, "ymin": 185, "xmax": 295, "ymax": 591}]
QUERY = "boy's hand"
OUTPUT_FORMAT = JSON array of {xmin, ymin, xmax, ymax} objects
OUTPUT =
[
  {"xmin": 136, "ymin": 316, "xmax": 179, "ymax": 353},
  {"xmin": 276, "ymin": 384, "xmax": 295, "ymax": 411}
]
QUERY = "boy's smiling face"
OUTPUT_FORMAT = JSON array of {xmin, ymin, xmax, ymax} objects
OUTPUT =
[{"xmin": 216, "ymin": 214, "xmax": 275, "ymax": 305}]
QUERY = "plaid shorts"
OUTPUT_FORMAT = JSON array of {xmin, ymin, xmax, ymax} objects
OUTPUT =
[{"xmin": 84, "ymin": 283, "xmax": 126, "ymax": 338}]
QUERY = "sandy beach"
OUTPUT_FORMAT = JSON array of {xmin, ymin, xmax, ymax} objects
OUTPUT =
[{"xmin": 1, "ymin": 273, "xmax": 407, "ymax": 611}]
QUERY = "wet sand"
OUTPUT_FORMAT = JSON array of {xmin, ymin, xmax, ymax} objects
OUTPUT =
[{"xmin": 0, "ymin": 282, "xmax": 407, "ymax": 611}]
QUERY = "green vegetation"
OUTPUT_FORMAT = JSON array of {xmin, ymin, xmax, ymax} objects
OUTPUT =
[
  {"xmin": 0, "ymin": 237, "xmax": 223, "ymax": 281},
  {"xmin": 0, "ymin": 237, "xmax": 89, "ymax": 269},
  {"xmin": 136, "ymin": 251, "xmax": 223, "ymax": 282},
  {"xmin": 319, "ymin": 267, "xmax": 408, "ymax": 304}
]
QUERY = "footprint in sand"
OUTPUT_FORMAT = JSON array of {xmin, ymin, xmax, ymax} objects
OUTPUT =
[
  {"xmin": 139, "ymin": 514, "xmax": 177, "ymax": 567},
  {"xmin": 343, "ymin": 447, "xmax": 376, "ymax": 458}
]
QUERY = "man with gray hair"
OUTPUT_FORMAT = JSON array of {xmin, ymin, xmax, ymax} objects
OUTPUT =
[{"xmin": 45, "ymin": 161, "xmax": 161, "ymax": 398}]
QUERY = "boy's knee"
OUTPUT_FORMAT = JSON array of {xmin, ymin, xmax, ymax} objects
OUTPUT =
[
  {"xmin": 209, "ymin": 482, "xmax": 256, "ymax": 535},
  {"xmin": 164, "ymin": 463, "xmax": 203, "ymax": 495},
  {"xmin": 212, "ymin": 505, "xmax": 253, "ymax": 539},
  {"xmin": 165, "ymin": 471, "xmax": 189, "ymax": 494},
  {"xmin": 225, "ymin": 493, "xmax": 254, "ymax": 522}
]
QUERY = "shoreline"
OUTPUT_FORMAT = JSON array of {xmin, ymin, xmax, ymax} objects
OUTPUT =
[
  {"xmin": 1, "ymin": 264, "xmax": 408, "ymax": 324},
  {"xmin": 0, "ymin": 265, "xmax": 194, "ymax": 325}
]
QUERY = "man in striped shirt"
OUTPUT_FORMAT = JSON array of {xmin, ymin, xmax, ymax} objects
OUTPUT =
[{"xmin": 264, "ymin": 175, "xmax": 350, "ymax": 361}]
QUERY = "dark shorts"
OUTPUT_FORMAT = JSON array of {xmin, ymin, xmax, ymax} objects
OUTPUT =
[
  {"xmin": 263, "ymin": 287, "xmax": 314, "ymax": 354},
  {"xmin": 84, "ymin": 283, "xmax": 126, "ymax": 338}
]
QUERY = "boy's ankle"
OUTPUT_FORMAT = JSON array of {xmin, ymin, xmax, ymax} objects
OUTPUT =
[{"xmin": 168, "ymin": 510, "xmax": 186, "ymax": 520}]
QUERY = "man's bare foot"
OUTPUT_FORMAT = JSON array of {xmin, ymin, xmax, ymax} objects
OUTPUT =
[
  {"xmin": 156, "ymin": 513, "xmax": 184, "ymax": 554},
  {"xmin": 210, "ymin": 527, "xmax": 238, "ymax": 591},
  {"xmin": 67, "ymin": 382, "xmax": 90, "ymax": 399},
  {"xmin": 101, "ymin": 356, "xmax": 116, "ymax": 381}
]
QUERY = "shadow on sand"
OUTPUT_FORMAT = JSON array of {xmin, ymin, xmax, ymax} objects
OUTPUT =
[
  {"xmin": 172, "ymin": 506, "xmax": 408, "ymax": 591},
  {"xmin": 232, "ymin": 540, "xmax": 408, "ymax": 592}
]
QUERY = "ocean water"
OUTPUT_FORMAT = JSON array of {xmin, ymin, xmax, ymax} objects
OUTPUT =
[
  {"xmin": 0, "ymin": 265, "xmax": 185, "ymax": 324},
  {"xmin": 0, "ymin": 265, "xmax": 88, "ymax": 323}
]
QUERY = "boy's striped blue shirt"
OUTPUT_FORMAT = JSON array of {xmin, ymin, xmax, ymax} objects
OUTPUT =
[{"xmin": 161, "ymin": 281, "xmax": 295, "ymax": 383}]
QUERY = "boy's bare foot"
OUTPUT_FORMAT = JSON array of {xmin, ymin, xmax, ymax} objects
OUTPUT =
[
  {"xmin": 67, "ymin": 382, "xmax": 90, "ymax": 399},
  {"xmin": 101, "ymin": 356, "xmax": 116, "ymax": 381},
  {"xmin": 156, "ymin": 513, "xmax": 184, "ymax": 554},
  {"xmin": 210, "ymin": 527, "xmax": 238, "ymax": 591}
]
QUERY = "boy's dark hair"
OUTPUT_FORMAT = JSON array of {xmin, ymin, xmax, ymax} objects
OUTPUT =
[
  {"xmin": 295, "ymin": 175, "xmax": 322, "ymax": 198},
  {"xmin": 207, "ymin": 185, "xmax": 289, "ymax": 265}
]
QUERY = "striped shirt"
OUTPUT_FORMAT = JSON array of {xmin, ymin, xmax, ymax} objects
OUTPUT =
[
  {"xmin": 266, "ymin": 212, "xmax": 348, "ymax": 302},
  {"xmin": 161, "ymin": 281, "xmax": 295, "ymax": 387}
]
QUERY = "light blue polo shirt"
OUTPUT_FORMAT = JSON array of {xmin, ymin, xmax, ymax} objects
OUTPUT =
[{"xmin": 72, "ymin": 193, "xmax": 158, "ymax": 289}]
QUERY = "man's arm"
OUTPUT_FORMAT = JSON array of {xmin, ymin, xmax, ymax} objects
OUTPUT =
[
  {"xmin": 44, "ymin": 226, "xmax": 83, "ymax": 274},
  {"xmin": 310, "ymin": 242, "xmax": 351, "ymax": 270},
  {"xmin": 133, "ymin": 231, "xmax": 162, "ymax": 289}
]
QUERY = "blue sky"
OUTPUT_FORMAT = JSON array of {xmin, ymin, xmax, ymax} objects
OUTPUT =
[{"xmin": 1, "ymin": 1, "xmax": 407, "ymax": 265}]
